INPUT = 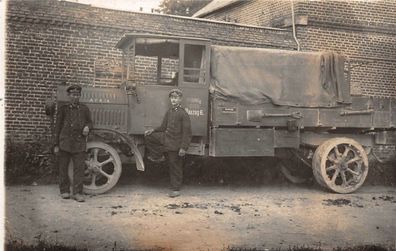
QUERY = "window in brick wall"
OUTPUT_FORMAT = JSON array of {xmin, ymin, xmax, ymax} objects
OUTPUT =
[
  {"xmin": 133, "ymin": 38, "xmax": 180, "ymax": 86},
  {"xmin": 134, "ymin": 56, "xmax": 179, "ymax": 86}
]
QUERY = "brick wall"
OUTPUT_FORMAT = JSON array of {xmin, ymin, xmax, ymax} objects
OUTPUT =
[
  {"xmin": 204, "ymin": 0, "xmax": 396, "ymax": 34},
  {"xmin": 259, "ymin": 1, "xmax": 292, "ymax": 27},
  {"xmin": 205, "ymin": 0, "xmax": 291, "ymax": 27},
  {"xmin": 6, "ymin": 0, "xmax": 294, "ymax": 143},
  {"xmin": 295, "ymin": 0, "xmax": 396, "ymax": 96},
  {"xmin": 134, "ymin": 57, "xmax": 179, "ymax": 85},
  {"xmin": 200, "ymin": 0, "xmax": 396, "ymax": 98},
  {"xmin": 296, "ymin": 0, "xmax": 396, "ymax": 28},
  {"xmin": 297, "ymin": 26, "xmax": 396, "ymax": 96}
]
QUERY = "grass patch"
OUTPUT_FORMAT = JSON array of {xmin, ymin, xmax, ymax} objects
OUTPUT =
[
  {"xmin": 5, "ymin": 136, "xmax": 56, "ymax": 185},
  {"xmin": 5, "ymin": 239, "xmax": 88, "ymax": 251},
  {"xmin": 5, "ymin": 239, "xmax": 166, "ymax": 251}
]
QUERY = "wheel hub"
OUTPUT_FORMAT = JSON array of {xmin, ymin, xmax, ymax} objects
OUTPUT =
[
  {"xmin": 86, "ymin": 160, "xmax": 101, "ymax": 174},
  {"xmin": 339, "ymin": 162, "xmax": 348, "ymax": 171}
]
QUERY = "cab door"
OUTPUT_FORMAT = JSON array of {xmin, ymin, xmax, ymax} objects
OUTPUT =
[
  {"xmin": 125, "ymin": 36, "xmax": 180, "ymax": 135},
  {"xmin": 125, "ymin": 36, "xmax": 210, "ymax": 138},
  {"xmin": 140, "ymin": 40, "xmax": 210, "ymax": 138},
  {"xmin": 178, "ymin": 40, "xmax": 210, "ymax": 138}
]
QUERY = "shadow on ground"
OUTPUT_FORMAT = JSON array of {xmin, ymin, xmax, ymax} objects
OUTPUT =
[
  {"xmin": 15, "ymin": 156, "xmax": 396, "ymax": 189},
  {"xmin": 119, "ymin": 156, "xmax": 396, "ymax": 188}
]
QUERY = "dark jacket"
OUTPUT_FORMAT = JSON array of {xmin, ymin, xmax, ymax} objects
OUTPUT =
[
  {"xmin": 154, "ymin": 106, "xmax": 192, "ymax": 151},
  {"xmin": 54, "ymin": 103, "xmax": 93, "ymax": 153}
]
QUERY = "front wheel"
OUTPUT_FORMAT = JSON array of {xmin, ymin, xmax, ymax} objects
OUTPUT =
[
  {"xmin": 68, "ymin": 141, "xmax": 122, "ymax": 195},
  {"xmin": 312, "ymin": 137, "xmax": 369, "ymax": 193}
]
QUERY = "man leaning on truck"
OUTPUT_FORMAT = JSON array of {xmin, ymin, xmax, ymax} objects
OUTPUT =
[{"xmin": 144, "ymin": 88, "xmax": 192, "ymax": 198}]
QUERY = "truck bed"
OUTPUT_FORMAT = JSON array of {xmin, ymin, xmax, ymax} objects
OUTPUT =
[{"xmin": 211, "ymin": 95, "xmax": 396, "ymax": 129}]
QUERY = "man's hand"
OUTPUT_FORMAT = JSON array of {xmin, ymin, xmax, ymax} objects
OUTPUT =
[
  {"xmin": 53, "ymin": 145, "xmax": 59, "ymax": 154},
  {"xmin": 144, "ymin": 129, "xmax": 154, "ymax": 136},
  {"xmin": 178, "ymin": 148, "xmax": 186, "ymax": 157},
  {"xmin": 82, "ymin": 126, "xmax": 90, "ymax": 136}
]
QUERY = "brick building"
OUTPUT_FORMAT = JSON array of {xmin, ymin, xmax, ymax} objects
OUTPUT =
[
  {"xmin": 5, "ymin": 0, "xmax": 294, "ymax": 143},
  {"xmin": 194, "ymin": 0, "xmax": 396, "ymax": 98}
]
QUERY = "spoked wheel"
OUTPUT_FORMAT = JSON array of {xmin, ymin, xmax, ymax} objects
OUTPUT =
[
  {"xmin": 312, "ymin": 137, "xmax": 369, "ymax": 193},
  {"xmin": 68, "ymin": 141, "xmax": 122, "ymax": 195}
]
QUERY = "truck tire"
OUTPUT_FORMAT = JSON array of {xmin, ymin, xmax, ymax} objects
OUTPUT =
[
  {"xmin": 68, "ymin": 141, "xmax": 122, "ymax": 195},
  {"xmin": 312, "ymin": 142, "xmax": 328, "ymax": 188},
  {"xmin": 312, "ymin": 137, "xmax": 369, "ymax": 193}
]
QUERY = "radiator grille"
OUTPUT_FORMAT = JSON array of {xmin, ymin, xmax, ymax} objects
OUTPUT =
[{"xmin": 88, "ymin": 106, "xmax": 128, "ymax": 132}]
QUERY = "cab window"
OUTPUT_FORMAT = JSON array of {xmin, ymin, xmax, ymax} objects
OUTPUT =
[
  {"xmin": 134, "ymin": 38, "xmax": 180, "ymax": 86},
  {"xmin": 183, "ymin": 44, "xmax": 206, "ymax": 85}
]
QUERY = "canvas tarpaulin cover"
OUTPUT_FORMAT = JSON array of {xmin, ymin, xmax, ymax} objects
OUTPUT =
[{"xmin": 210, "ymin": 46, "xmax": 349, "ymax": 107}]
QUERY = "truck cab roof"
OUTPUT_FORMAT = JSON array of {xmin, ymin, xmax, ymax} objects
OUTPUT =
[{"xmin": 115, "ymin": 33, "xmax": 210, "ymax": 49}]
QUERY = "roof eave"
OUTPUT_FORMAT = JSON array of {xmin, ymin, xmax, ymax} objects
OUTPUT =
[{"xmin": 193, "ymin": 0, "xmax": 241, "ymax": 18}]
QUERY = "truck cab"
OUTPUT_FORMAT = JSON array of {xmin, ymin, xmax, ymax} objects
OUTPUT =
[{"xmin": 116, "ymin": 33, "xmax": 211, "ymax": 155}]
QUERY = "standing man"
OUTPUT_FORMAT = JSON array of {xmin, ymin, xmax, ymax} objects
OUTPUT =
[
  {"xmin": 54, "ymin": 84, "xmax": 92, "ymax": 202},
  {"xmin": 145, "ymin": 89, "xmax": 192, "ymax": 198}
]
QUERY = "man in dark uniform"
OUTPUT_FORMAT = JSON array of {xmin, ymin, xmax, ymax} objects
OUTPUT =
[
  {"xmin": 54, "ymin": 84, "xmax": 92, "ymax": 202},
  {"xmin": 145, "ymin": 89, "xmax": 192, "ymax": 197}
]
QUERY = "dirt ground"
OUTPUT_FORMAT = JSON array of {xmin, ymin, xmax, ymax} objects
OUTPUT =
[{"xmin": 5, "ymin": 164, "xmax": 396, "ymax": 251}]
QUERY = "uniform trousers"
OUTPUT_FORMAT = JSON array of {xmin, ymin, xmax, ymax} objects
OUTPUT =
[
  {"xmin": 58, "ymin": 150, "xmax": 86, "ymax": 194},
  {"xmin": 145, "ymin": 132, "xmax": 183, "ymax": 191}
]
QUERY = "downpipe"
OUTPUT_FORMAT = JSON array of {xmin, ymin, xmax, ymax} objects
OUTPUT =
[{"xmin": 291, "ymin": 0, "xmax": 301, "ymax": 51}]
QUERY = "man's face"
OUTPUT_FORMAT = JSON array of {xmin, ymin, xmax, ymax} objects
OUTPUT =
[
  {"xmin": 170, "ymin": 94, "xmax": 182, "ymax": 107},
  {"xmin": 68, "ymin": 92, "xmax": 81, "ymax": 104}
]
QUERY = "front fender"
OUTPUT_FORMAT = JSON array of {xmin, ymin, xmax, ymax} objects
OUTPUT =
[{"xmin": 91, "ymin": 128, "xmax": 145, "ymax": 171}]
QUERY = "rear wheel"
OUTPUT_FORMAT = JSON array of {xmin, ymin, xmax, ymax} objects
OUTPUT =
[
  {"xmin": 312, "ymin": 138, "xmax": 368, "ymax": 193},
  {"xmin": 68, "ymin": 141, "xmax": 122, "ymax": 195}
]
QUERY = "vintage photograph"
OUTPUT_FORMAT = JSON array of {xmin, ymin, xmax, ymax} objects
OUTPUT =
[{"xmin": 3, "ymin": 0, "xmax": 396, "ymax": 250}]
